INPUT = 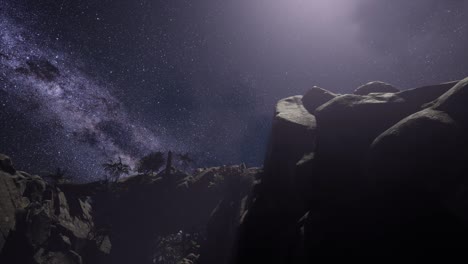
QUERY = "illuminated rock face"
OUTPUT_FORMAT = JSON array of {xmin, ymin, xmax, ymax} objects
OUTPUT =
[
  {"xmin": 3, "ymin": 78, "xmax": 468, "ymax": 263},
  {"xmin": 225, "ymin": 78, "xmax": 468, "ymax": 262},
  {"xmin": 353, "ymin": 81, "xmax": 400, "ymax": 95},
  {"xmin": 0, "ymin": 154, "xmax": 109, "ymax": 264}
]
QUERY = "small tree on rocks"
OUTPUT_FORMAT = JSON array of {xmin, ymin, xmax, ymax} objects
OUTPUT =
[
  {"xmin": 137, "ymin": 151, "xmax": 166, "ymax": 175},
  {"xmin": 103, "ymin": 157, "xmax": 130, "ymax": 182}
]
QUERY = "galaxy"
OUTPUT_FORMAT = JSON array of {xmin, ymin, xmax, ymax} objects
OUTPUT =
[
  {"xmin": 0, "ymin": 3, "xmax": 176, "ymax": 181},
  {"xmin": 1, "ymin": 0, "xmax": 468, "ymax": 181}
]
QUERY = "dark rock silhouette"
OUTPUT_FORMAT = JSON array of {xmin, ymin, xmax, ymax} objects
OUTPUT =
[
  {"xmin": 0, "ymin": 154, "xmax": 258, "ymax": 264},
  {"xmin": 3, "ymin": 77, "xmax": 468, "ymax": 263},
  {"xmin": 353, "ymin": 81, "xmax": 399, "ymax": 95},
  {"xmin": 301, "ymin": 86, "xmax": 337, "ymax": 114},
  {"xmin": 201, "ymin": 78, "xmax": 468, "ymax": 263},
  {"xmin": 0, "ymin": 154, "xmax": 109, "ymax": 264},
  {"xmin": 362, "ymin": 78, "xmax": 468, "ymax": 255}
]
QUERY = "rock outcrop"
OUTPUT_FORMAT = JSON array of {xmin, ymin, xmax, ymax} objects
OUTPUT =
[
  {"xmin": 0, "ymin": 155, "xmax": 109, "ymax": 264},
  {"xmin": 363, "ymin": 78, "xmax": 468, "ymax": 254},
  {"xmin": 353, "ymin": 81, "xmax": 399, "ymax": 95},
  {"xmin": 200, "ymin": 78, "xmax": 467, "ymax": 262},
  {"xmin": 1, "ymin": 152, "xmax": 259, "ymax": 264},
  {"xmin": 301, "ymin": 86, "xmax": 337, "ymax": 114},
  {"xmin": 3, "ymin": 77, "xmax": 468, "ymax": 263},
  {"xmin": 55, "ymin": 164, "xmax": 259, "ymax": 264}
]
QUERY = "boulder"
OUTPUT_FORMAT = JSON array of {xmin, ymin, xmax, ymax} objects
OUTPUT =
[
  {"xmin": 0, "ymin": 170, "xmax": 22, "ymax": 251},
  {"xmin": 55, "ymin": 191, "xmax": 93, "ymax": 240},
  {"xmin": 397, "ymin": 80, "xmax": 459, "ymax": 109},
  {"xmin": 263, "ymin": 95, "xmax": 316, "ymax": 195},
  {"xmin": 363, "ymin": 77, "xmax": 468, "ymax": 253},
  {"xmin": 431, "ymin": 77, "xmax": 468, "ymax": 125},
  {"xmin": 198, "ymin": 168, "xmax": 256, "ymax": 264},
  {"xmin": 229, "ymin": 78, "xmax": 468, "ymax": 261},
  {"xmin": 353, "ymin": 81, "xmax": 399, "ymax": 95},
  {"xmin": 314, "ymin": 93, "xmax": 410, "ymax": 175},
  {"xmin": 0, "ymin": 154, "xmax": 107, "ymax": 263},
  {"xmin": 0, "ymin": 154, "xmax": 16, "ymax": 174},
  {"xmin": 367, "ymin": 78, "xmax": 468, "ymax": 189},
  {"xmin": 232, "ymin": 96, "xmax": 316, "ymax": 264},
  {"xmin": 301, "ymin": 86, "xmax": 337, "ymax": 114}
]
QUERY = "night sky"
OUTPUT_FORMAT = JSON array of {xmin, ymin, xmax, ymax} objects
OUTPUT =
[{"xmin": 1, "ymin": 0, "xmax": 467, "ymax": 181}]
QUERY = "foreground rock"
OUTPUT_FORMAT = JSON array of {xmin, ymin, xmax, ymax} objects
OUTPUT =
[
  {"xmin": 364, "ymin": 77, "xmax": 468, "ymax": 254},
  {"xmin": 0, "ymin": 155, "xmax": 109, "ymax": 264},
  {"xmin": 3, "ymin": 77, "xmax": 467, "ymax": 262},
  {"xmin": 1, "ymin": 153, "xmax": 259, "ymax": 264},
  {"xmin": 200, "ymin": 78, "xmax": 467, "ymax": 262},
  {"xmin": 59, "ymin": 164, "xmax": 260, "ymax": 264}
]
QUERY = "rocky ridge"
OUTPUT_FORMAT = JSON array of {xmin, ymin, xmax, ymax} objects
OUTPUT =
[
  {"xmin": 0, "ymin": 153, "xmax": 258, "ymax": 264},
  {"xmin": 2, "ymin": 77, "xmax": 468, "ymax": 263},
  {"xmin": 202, "ymin": 78, "xmax": 468, "ymax": 262},
  {"xmin": 0, "ymin": 154, "xmax": 109, "ymax": 264}
]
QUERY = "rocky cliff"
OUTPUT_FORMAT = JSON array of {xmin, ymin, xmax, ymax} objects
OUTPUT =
[
  {"xmin": 0, "ymin": 154, "xmax": 110, "ymax": 264},
  {"xmin": 3, "ymin": 77, "xmax": 468, "ymax": 263},
  {"xmin": 0, "ymin": 153, "xmax": 259, "ymax": 264},
  {"xmin": 201, "ymin": 78, "xmax": 468, "ymax": 262}
]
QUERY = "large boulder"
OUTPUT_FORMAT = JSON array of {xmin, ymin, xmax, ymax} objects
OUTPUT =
[
  {"xmin": 430, "ymin": 78, "xmax": 468, "ymax": 125},
  {"xmin": 353, "ymin": 81, "xmax": 399, "ymax": 95},
  {"xmin": 397, "ymin": 80, "xmax": 459, "ymax": 109},
  {"xmin": 263, "ymin": 95, "xmax": 316, "ymax": 195},
  {"xmin": 367, "ymin": 78, "xmax": 468, "ymax": 190},
  {"xmin": 0, "ymin": 168, "xmax": 22, "ymax": 251},
  {"xmin": 313, "ymin": 80, "xmax": 460, "ymax": 180},
  {"xmin": 232, "ymin": 96, "xmax": 316, "ymax": 264},
  {"xmin": 0, "ymin": 154, "xmax": 16, "ymax": 175},
  {"xmin": 229, "ymin": 79, "xmax": 468, "ymax": 261},
  {"xmin": 0, "ymin": 154, "xmax": 109, "ymax": 263},
  {"xmin": 364, "ymin": 77, "xmax": 468, "ymax": 254},
  {"xmin": 301, "ymin": 86, "xmax": 337, "ymax": 114},
  {"xmin": 314, "ymin": 93, "xmax": 411, "ymax": 176},
  {"xmin": 198, "ymin": 168, "xmax": 257, "ymax": 264}
]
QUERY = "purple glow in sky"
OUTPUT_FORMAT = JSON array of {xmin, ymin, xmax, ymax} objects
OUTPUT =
[{"xmin": 1, "ymin": 0, "xmax": 467, "ymax": 181}]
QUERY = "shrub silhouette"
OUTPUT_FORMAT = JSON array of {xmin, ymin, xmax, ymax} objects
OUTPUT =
[
  {"xmin": 137, "ymin": 151, "xmax": 166, "ymax": 175},
  {"xmin": 103, "ymin": 157, "xmax": 130, "ymax": 182}
]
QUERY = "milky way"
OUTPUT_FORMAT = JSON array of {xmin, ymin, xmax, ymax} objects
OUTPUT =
[
  {"xmin": 0, "ymin": 8, "xmax": 180, "ymax": 181},
  {"xmin": 1, "ymin": 0, "xmax": 467, "ymax": 181}
]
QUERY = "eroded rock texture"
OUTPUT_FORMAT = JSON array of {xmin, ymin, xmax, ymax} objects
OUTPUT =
[{"xmin": 201, "ymin": 78, "xmax": 468, "ymax": 262}]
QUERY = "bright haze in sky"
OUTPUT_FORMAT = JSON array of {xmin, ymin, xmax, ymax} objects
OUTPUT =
[{"xmin": 0, "ymin": 0, "xmax": 467, "ymax": 181}]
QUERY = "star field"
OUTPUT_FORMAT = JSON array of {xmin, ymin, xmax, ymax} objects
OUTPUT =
[{"xmin": 1, "ymin": 0, "xmax": 467, "ymax": 181}]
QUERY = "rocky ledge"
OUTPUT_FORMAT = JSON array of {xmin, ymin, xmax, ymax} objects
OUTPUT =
[
  {"xmin": 204, "ymin": 78, "xmax": 468, "ymax": 262},
  {"xmin": 0, "ymin": 153, "xmax": 259, "ymax": 264},
  {"xmin": 2, "ymin": 77, "xmax": 468, "ymax": 263},
  {"xmin": 0, "ymin": 154, "xmax": 110, "ymax": 264}
]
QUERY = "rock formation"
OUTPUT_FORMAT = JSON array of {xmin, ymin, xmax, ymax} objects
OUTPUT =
[
  {"xmin": 0, "ymin": 154, "xmax": 109, "ymax": 264},
  {"xmin": 201, "ymin": 78, "xmax": 468, "ymax": 262},
  {"xmin": 3, "ymin": 77, "xmax": 468, "ymax": 263},
  {"xmin": 353, "ymin": 81, "xmax": 399, "ymax": 95},
  {"xmin": 0, "ymin": 154, "xmax": 258, "ymax": 264}
]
